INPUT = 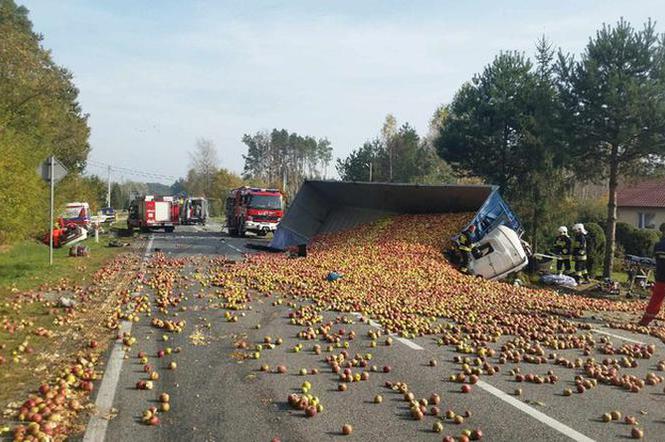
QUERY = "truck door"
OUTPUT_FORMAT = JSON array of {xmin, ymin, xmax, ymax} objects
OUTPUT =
[
  {"xmin": 154, "ymin": 202, "xmax": 169, "ymax": 222},
  {"xmin": 145, "ymin": 201, "xmax": 156, "ymax": 225}
]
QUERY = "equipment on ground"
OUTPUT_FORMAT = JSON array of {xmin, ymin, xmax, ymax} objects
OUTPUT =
[
  {"xmin": 43, "ymin": 220, "xmax": 88, "ymax": 248},
  {"xmin": 127, "ymin": 195, "xmax": 179, "ymax": 233},
  {"xmin": 180, "ymin": 197, "xmax": 208, "ymax": 225},
  {"xmin": 624, "ymin": 254, "xmax": 655, "ymax": 294},
  {"xmin": 226, "ymin": 187, "xmax": 284, "ymax": 237}
]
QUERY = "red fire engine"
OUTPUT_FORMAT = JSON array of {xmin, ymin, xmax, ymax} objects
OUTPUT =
[
  {"xmin": 225, "ymin": 187, "xmax": 284, "ymax": 236},
  {"xmin": 127, "ymin": 195, "xmax": 180, "ymax": 233}
]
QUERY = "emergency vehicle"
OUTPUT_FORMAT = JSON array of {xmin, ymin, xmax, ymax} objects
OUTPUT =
[
  {"xmin": 180, "ymin": 197, "xmax": 208, "ymax": 225},
  {"xmin": 127, "ymin": 195, "xmax": 180, "ymax": 233},
  {"xmin": 225, "ymin": 187, "xmax": 284, "ymax": 236},
  {"xmin": 62, "ymin": 202, "xmax": 91, "ymax": 230}
]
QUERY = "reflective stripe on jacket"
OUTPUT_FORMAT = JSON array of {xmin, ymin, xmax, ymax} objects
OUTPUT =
[
  {"xmin": 554, "ymin": 235, "xmax": 571, "ymax": 258},
  {"xmin": 571, "ymin": 232, "xmax": 587, "ymax": 260}
]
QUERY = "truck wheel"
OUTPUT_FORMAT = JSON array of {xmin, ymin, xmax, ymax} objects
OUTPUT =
[
  {"xmin": 140, "ymin": 227, "xmax": 150, "ymax": 233},
  {"xmin": 238, "ymin": 219, "xmax": 246, "ymax": 237},
  {"xmin": 165, "ymin": 226, "xmax": 175, "ymax": 233}
]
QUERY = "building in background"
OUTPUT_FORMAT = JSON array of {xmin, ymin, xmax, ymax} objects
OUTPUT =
[{"xmin": 617, "ymin": 178, "xmax": 665, "ymax": 229}]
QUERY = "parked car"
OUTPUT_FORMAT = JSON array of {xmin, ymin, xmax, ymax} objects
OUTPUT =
[{"xmin": 100, "ymin": 207, "xmax": 116, "ymax": 222}]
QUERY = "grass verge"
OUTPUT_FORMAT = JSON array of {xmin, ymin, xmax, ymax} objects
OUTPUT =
[
  {"xmin": 0, "ymin": 235, "xmax": 126, "ymax": 295},
  {"xmin": 0, "ymin": 233, "xmax": 134, "ymax": 406}
]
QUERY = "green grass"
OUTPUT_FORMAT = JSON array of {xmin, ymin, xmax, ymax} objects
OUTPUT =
[
  {"xmin": 0, "ymin": 235, "xmax": 128, "ymax": 295},
  {"xmin": 0, "ymin": 234, "xmax": 131, "ymax": 405}
]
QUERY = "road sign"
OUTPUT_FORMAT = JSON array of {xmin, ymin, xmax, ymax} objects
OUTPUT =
[
  {"xmin": 38, "ymin": 156, "xmax": 68, "ymax": 265},
  {"xmin": 38, "ymin": 157, "xmax": 68, "ymax": 184}
]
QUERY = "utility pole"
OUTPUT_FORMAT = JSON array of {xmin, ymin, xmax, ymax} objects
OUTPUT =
[
  {"xmin": 368, "ymin": 162, "xmax": 373, "ymax": 182},
  {"xmin": 49, "ymin": 156, "xmax": 55, "ymax": 265},
  {"xmin": 106, "ymin": 165, "xmax": 111, "ymax": 207},
  {"xmin": 282, "ymin": 167, "xmax": 287, "ymax": 195}
]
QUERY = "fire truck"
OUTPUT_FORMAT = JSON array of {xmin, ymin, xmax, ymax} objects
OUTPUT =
[
  {"xmin": 127, "ymin": 195, "xmax": 180, "ymax": 233},
  {"xmin": 225, "ymin": 187, "xmax": 284, "ymax": 236}
]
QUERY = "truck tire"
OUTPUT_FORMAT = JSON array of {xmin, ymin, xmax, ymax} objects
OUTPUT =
[
  {"xmin": 140, "ymin": 227, "xmax": 150, "ymax": 233},
  {"xmin": 227, "ymin": 221, "xmax": 238, "ymax": 236},
  {"xmin": 237, "ymin": 219, "xmax": 246, "ymax": 237},
  {"xmin": 165, "ymin": 226, "xmax": 175, "ymax": 233}
]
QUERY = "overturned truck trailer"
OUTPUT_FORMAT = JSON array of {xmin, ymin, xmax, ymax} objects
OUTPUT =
[{"xmin": 270, "ymin": 180, "xmax": 523, "ymax": 252}]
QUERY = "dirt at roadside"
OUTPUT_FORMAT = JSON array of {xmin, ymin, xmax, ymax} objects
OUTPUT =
[{"xmin": 0, "ymin": 248, "xmax": 143, "ymax": 438}]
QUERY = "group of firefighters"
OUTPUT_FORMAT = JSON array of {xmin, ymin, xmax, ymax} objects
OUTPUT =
[
  {"xmin": 553, "ymin": 222, "xmax": 665, "ymax": 326},
  {"xmin": 553, "ymin": 223, "xmax": 592, "ymax": 282},
  {"xmin": 455, "ymin": 222, "xmax": 665, "ymax": 327}
]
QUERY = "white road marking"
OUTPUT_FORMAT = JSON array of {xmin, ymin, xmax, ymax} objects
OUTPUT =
[
  {"xmin": 348, "ymin": 312, "xmax": 594, "ymax": 440},
  {"xmin": 394, "ymin": 336, "xmax": 424, "ymax": 350},
  {"xmin": 226, "ymin": 243, "xmax": 244, "ymax": 253},
  {"xmin": 351, "ymin": 312, "xmax": 424, "ymax": 350},
  {"xmin": 83, "ymin": 235, "xmax": 153, "ymax": 442},
  {"xmin": 590, "ymin": 329, "xmax": 646, "ymax": 345},
  {"xmin": 476, "ymin": 380, "xmax": 595, "ymax": 442}
]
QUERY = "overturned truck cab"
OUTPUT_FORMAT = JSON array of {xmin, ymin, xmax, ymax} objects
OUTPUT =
[{"xmin": 270, "ymin": 181, "xmax": 529, "ymax": 280}]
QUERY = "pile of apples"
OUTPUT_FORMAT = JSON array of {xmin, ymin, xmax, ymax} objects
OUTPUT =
[{"xmin": 206, "ymin": 213, "xmax": 665, "ymax": 438}]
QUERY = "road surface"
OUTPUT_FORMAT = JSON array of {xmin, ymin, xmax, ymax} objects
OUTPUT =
[{"xmin": 82, "ymin": 223, "xmax": 665, "ymax": 442}]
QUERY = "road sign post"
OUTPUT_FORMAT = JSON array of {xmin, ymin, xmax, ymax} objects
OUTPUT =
[
  {"xmin": 49, "ymin": 158, "xmax": 54, "ymax": 265},
  {"xmin": 38, "ymin": 156, "xmax": 68, "ymax": 265}
]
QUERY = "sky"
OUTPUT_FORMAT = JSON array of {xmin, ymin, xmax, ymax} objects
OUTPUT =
[{"xmin": 21, "ymin": 0, "xmax": 665, "ymax": 184}]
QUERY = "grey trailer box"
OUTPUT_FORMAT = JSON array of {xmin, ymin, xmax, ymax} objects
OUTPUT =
[{"xmin": 269, "ymin": 181, "xmax": 521, "ymax": 250}]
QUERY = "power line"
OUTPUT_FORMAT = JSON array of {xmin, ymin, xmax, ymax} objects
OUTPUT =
[{"xmin": 86, "ymin": 160, "xmax": 180, "ymax": 182}]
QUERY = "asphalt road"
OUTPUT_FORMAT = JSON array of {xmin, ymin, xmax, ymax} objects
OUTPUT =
[{"xmin": 87, "ymin": 224, "xmax": 665, "ymax": 442}]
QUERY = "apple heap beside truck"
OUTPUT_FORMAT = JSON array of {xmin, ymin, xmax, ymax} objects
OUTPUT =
[{"xmin": 270, "ymin": 181, "xmax": 529, "ymax": 280}]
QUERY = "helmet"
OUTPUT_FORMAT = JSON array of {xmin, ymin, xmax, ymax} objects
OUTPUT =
[
  {"xmin": 572, "ymin": 223, "xmax": 587, "ymax": 235},
  {"xmin": 467, "ymin": 225, "xmax": 476, "ymax": 233},
  {"xmin": 557, "ymin": 226, "xmax": 568, "ymax": 235}
]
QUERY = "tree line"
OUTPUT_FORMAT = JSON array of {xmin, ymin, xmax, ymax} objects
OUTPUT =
[
  {"xmin": 437, "ymin": 19, "xmax": 665, "ymax": 277},
  {"xmin": 336, "ymin": 112, "xmax": 455, "ymax": 184},
  {"xmin": 334, "ymin": 19, "xmax": 665, "ymax": 278},
  {"xmin": 241, "ymin": 129, "xmax": 333, "ymax": 198},
  {"xmin": 0, "ymin": 0, "xmax": 98, "ymax": 245}
]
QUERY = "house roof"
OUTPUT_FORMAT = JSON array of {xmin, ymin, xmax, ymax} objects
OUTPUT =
[{"xmin": 617, "ymin": 179, "xmax": 665, "ymax": 208}]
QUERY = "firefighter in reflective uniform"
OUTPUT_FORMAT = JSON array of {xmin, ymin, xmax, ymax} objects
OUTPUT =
[
  {"xmin": 639, "ymin": 224, "xmax": 665, "ymax": 326},
  {"xmin": 571, "ymin": 223, "xmax": 589, "ymax": 282},
  {"xmin": 553, "ymin": 226, "xmax": 572, "ymax": 275},
  {"xmin": 457, "ymin": 225, "xmax": 476, "ymax": 275}
]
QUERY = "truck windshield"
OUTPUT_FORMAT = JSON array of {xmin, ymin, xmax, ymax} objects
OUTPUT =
[{"xmin": 249, "ymin": 195, "xmax": 282, "ymax": 210}]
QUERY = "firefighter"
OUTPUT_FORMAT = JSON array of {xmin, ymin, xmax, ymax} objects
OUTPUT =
[
  {"xmin": 457, "ymin": 225, "xmax": 476, "ymax": 275},
  {"xmin": 553, "ymin": 226, "xmax": 572, "ymax": 275},
  {"xmin": 639, "ymin": 224, "xmax": 665, "ymax": 326},
  {"xmin": 571, "ymin": 223, "xmax": 589, "ymax": 282}
]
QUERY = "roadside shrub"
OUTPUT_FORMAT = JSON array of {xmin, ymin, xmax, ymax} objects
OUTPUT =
[
  {"xmin": 615, "ymin": 222, "xmax": 661, "ymax": 256},
  {"xmin": 584, "ymin": 222, "xmax": 605, "ymax": 277}
]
